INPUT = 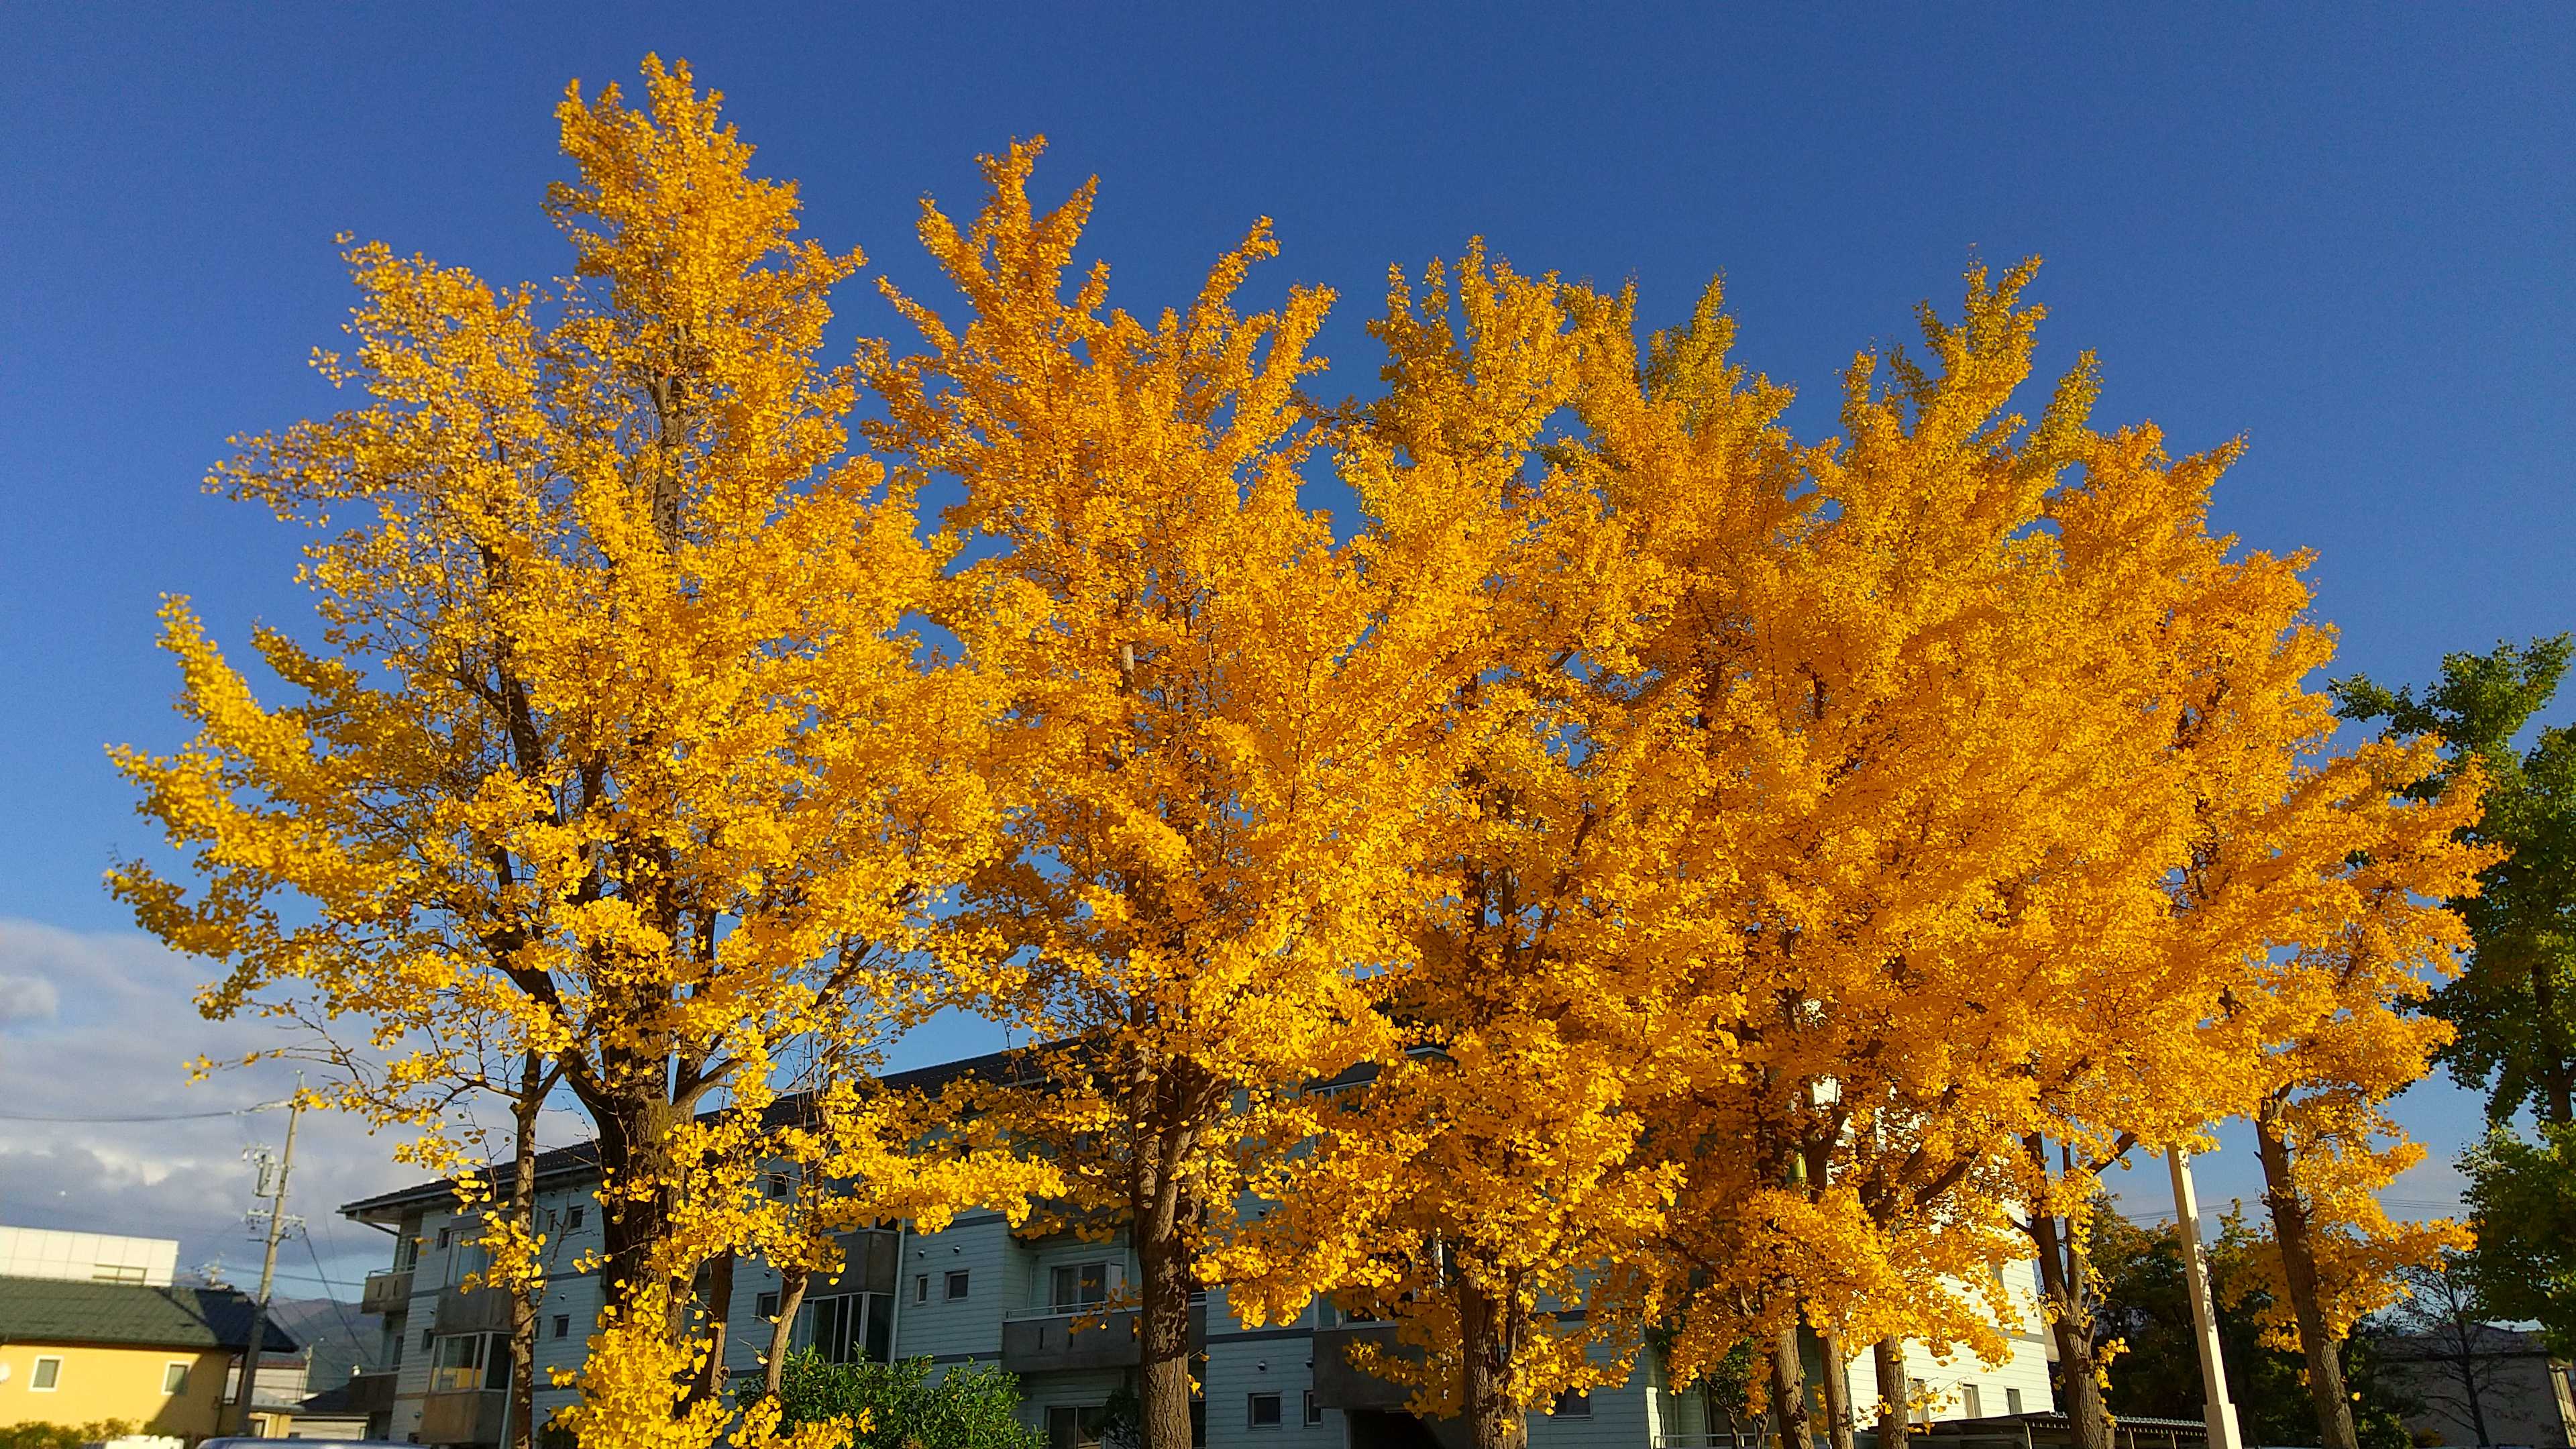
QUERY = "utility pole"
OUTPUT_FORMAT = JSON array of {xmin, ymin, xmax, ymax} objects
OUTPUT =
[
  {"xmin": 2168, "ymin": 1148, "xmax": 2243, "ymax": 1449},
  {"xmin": 236, "ymin": 1080, "xmax": 305, "ymax": 1434}
]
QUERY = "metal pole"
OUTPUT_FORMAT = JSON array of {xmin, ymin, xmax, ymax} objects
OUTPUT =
[
  {"xmin": 237, "ymin": 1080, "xmax": 303, "ymax": 1432},
  {"xmin": 2166, "ymin": 1149, "xmax": 2242, "ymax": 1449}
]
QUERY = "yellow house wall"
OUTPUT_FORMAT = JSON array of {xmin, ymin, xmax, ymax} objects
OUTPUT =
[{"xmin": 0, "ymin": 1340, "xmax": 238, "ymax": 1438}]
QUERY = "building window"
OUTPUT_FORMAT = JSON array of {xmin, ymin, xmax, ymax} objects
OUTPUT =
[
  {"xmin": 2005, "ymin": 1387, "xmax": 2024, "ymax": 1415},
  {"xmin": 916, "ymin": 1275, "xmax": 930, "ymax": 1304},
  {"xmin": 565, "ymin": 1205, "xmax": 584, "ymax": 1231},
  {"xmin": 945, "ymin": 1270, "xmax": 971, "ymax": 1301},
  {"xmin": 1248, "ymin": 1392, "xmax": 1283, "ymax": 1429},
  {"xmin": 1046, "ymin": 1404, "xmax": 1110, "ymax": 1449},
  {"xmin": 430, "ymin": 1332, "xmax": 495, "ymax": 1393},
  {"xmin": 1549, "ymin": 1388, "xmax": 1591, "ymax": 1418},
  {"xmin": 163, "ymin": 1361, "xmax": 191, "ymax": 1395},
  {"xmin": 30, "ymin": 1356, "xmax": 60, "ymax": 1391},
  {"xmin": 757, "ymin": 1293, "xmax": 780, "ymax": 1322},
  {"xmin": 421, "ymin": 1328, "xmax": 435, "ymax": 1352},
  {"xmin": 766, "ymin": 1173, "xmax": 792, "ymax": 1199},
  {"xmin": 1303, "ymin": 1390, "xmax": 1322, "ymax": 1426},
  {"xmin": 553, "ymin": 1315, "xmax": 572, "ymax": 1340},
  {"xmin": 798, "ymin": 1292, "xmax": 895, "ymax": 1365},
  {"xmin": 1049, "ymin": 1261, "xmax": 1113, "ymax": 1310},
  {"xmin": 1962, "ymin": 1383, "xmax": 1982, "ymax": 1417}
]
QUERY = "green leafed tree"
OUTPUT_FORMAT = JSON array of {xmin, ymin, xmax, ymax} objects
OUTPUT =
[{"xmin": 2333, "ymin": 636, "xmax": 2576, "ymax": 1124}]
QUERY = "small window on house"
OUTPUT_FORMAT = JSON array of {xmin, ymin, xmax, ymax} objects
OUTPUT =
[
  {"xmin": 766, "ymin": 1173, "xmax": 791, "ymax": 1199},
  {"xmin": 757, "ymin": 1293, "xmax": 780, "ymax": 1322},
  {"xmin": 553, "ymin": 1315, "xmax": 572, "ymax": 1340},
  {"xmin": 162, "ymin": 1361, "xmax": 191, "ymax": 1394},
  {"xmin": 437, "ymin": 1225, "xmax": 451, "ymax": 1250},
  {"xmin": 422, "ymin": 1328, "xmax": 435, "ymax": 1352},
  {"xmin": 916, "ymin": 1275, "xmax": 930, "ymax": 1304},
  {"xmin": 1247, "ymin": 1393, "xmax": 1282, "ymax": 1428},
  {"xmin": 2005, "ymin": 1387, "xmax": 2024, "ymax": 1415},
  {"xmin": 31, "ymin": 1356, "xmax": 62, "ymax": 1390},
  {"xmin": 1550, "ymin": 1389, "xmax": 1591, "ymax": 1418},
  {"xmin": 945, "ymin": 1270, "xmax": 970, "ymax": 1301},
  {"xmin": 1961, "ymin": 1383, "xmax": 1982, "ymax": 1417},
  {"xmin": 1046, "ymin": 1405, "xmax": 1110, "ymax": 1449},
  {"xmin": 1302, "ymin": 1391, "xmax": 1322, "ymax": 1426},
  {"xmin": 565, "ymin": 1205, "xmax": 584, "ymax": 1231}
]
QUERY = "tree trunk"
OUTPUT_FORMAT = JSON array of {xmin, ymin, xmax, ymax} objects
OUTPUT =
[
  {"xmin": 1769, "ymin": 1324, "xmax": 1814, "ymax": 1449},
  {"xmin": 762, "ymin": 1266, "xmax": 809, "ymax": 1399},
  {"xmin": 1873, "ymin": 1336, "xmax": 1908, "ymax": 1446},
  {"xmin": 1135, "ymin": 1195, "xmax": 1197, "ymax": 1449},
  {"xmin": 584, "ymin": 1087, "xmax": 689, "ymax": 1334},
  {"xmin": 1816, "ymin": 1331, "xmax": 1854, "ymax": 1449},
  {"xmin": 688, "ymin": 1250, "xmax": 735, "ymax": 1405},
  {"xmin": 2255, "ymin": 1105, "xmax": 2359, "ymax": 1449},
  {"xmin": 2536, "ymin": 956, "xmax": 2574, "ymax": 1127},
  {"xmin": 1457, "ymin": 1275, "xmax": 1527, "ymax": 1449},
  {"xmin": 506, "ymin": 1054, "xmax": 548, "ymax": 1449},
  {"xmin": 2027, "ymin": 1203, "xmax": 2112, "ymax": 1449}
]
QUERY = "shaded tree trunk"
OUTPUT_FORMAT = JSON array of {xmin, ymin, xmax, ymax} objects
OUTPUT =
[
  {"xmin": 577, "ymin": 1083, "xmax": 690, "ymax": 1334},
  {"xmin": 2027, "ymin": 1197, "xmax": 2112, "ymax": 1449},
  {"xmin": 762, "ymin": 1266, "xmax": 809, "ymax": 1398},
  {"xmin": 505, "ymin": 1053, "xmax": 553, "ymax": 1449},
  {"xmin": 688, "ymin": 1250, "xmax": 735, "ymax": 1405},
  {"xmin": 2255, "ymin": 1104, "xmax": 2359, "ymax": 1449},
  {"xmin": 1770, "ymin": 1324, "xmax": 1814, "ymax": 1449},
  {"xmin": 2535, "ymin": 956, "xmax": 2574, "ymax": 1127},
  {"xmin": 1457, "ymin": 1275, "xmax": 1528, "ymax": 1449},
  {"xmin": 1134, "ymin": 1122, "xmax": 1199, "ymax": 1449},
  {"xmin": 1873, "ymin": 1336, "xmax": 1908, "ymax": 1446},
  {"xmin": 1816, "ymin": 1331, "xmax": 1854, "ymax": 1449}
]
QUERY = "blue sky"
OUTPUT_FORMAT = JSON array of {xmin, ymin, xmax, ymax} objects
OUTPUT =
[{"xmin": 1, "ymin": 5, "xmax": 2568, "ymax": 1287}]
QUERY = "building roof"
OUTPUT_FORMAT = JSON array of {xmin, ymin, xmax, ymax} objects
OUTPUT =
[
  {"xmin": 338, "ymin": 1044, "xmax": 1042, "ymax": 1222},
  {"xmin": 0, "ymin": 1277, "xmax": 301, "ymax": 1353}
]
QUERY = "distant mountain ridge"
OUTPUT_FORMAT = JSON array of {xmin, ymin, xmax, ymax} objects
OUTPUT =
[{"xmin": 266, "ymin": 1295, "xmax": 379, "ymax": 1391}]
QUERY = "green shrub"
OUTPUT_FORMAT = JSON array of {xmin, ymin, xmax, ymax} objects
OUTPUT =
[
  {"xmin": 748, "ymin": 1352, "xmax": 1043, "ymax": 1449},
  {"xmin": 0, "ymin": 1422, "xmax": 140, "ymax": 1449}
]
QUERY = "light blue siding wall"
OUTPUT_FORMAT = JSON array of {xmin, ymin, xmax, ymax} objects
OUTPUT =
[{"xmin": 892, "ymin": 1216, "xmax": 1012, "ymax": 1362}]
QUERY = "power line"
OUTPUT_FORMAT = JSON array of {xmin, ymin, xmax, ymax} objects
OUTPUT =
[
  {"xmin": 299, "ymin": 1226, "xmax": 376, "ymax": 1366},
  {"xmin": 0, "ymin": 1101, "xmax": 290, "ymax": 1124}
]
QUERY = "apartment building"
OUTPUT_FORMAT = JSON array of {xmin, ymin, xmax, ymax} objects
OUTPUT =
[{"xmin": 337, "ymin": 1053, "xmax": 2055, "ymax": 1448}]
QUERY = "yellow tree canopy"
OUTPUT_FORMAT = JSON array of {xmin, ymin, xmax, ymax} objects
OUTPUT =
[{"xmin": 108, "ymin": 58, "xmax": 1042, "ymax": 1442}]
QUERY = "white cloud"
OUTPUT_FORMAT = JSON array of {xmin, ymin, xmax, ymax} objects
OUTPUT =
[
  {"xmin": 0, "ymin": 973, "xmax": 56, "ymax": 1025},
  {"xmin": 0, "ymin": 918, "xmax": 562, "ymax": 1298}
]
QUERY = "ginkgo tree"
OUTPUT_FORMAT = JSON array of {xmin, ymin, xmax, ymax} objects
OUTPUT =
[
  {"xmin": 860, "ymin": 144, "xmax": 1526, "ymax": 1449},
  {"xmin": 1209, "ymin": 251, "xmax": 1764, "ymax": 1449},
  {"xmin": 109, "ymin": 58, "xmax": 1033, "ymax": 1446}
]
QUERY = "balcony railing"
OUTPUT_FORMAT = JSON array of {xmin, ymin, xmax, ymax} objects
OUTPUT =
[
  {"xmin": 419, "ymin": 1387, "xmax": 506, "ymax": 1446},
  {"xmin": 431, "ymin": 1283, "xmax": 514, "ymax": 1336},
  {"xmin": 1309, "ymin": 1322, "xmax": 1411, "ymax": 1411},
  {"xmin": 360, "ymin": 1269, "xmax": 414, "ymax": 1316},
  {"xmin": 998, "ymin": 1300, "xmax": 1205, "ymax": 1375}
]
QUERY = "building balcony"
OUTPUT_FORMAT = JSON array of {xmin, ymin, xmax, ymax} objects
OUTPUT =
[
  {"xmin": 999, "ymin": 1301, "xmax": 1205, "ymax": 1375},
  {"xmin": 1310, "ymin": 1323, "xmax": 1413, "ymax": 1411},
  {"xmin": 431, "ymin": 1283, "xmax": 515, "ymax": 1336},
  {"xmin": 419, "ymin": 1387, "xmax": 506, "ymax": 1446},
  {"xmin": 360, "ymin": 1268, "xmax": 415, "ymax": 1316}
]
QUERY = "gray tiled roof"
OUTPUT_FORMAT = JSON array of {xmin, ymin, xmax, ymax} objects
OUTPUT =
[{"xmin": 0, "ymin": 1277, "xmax": 301, "ymax": 1352}]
